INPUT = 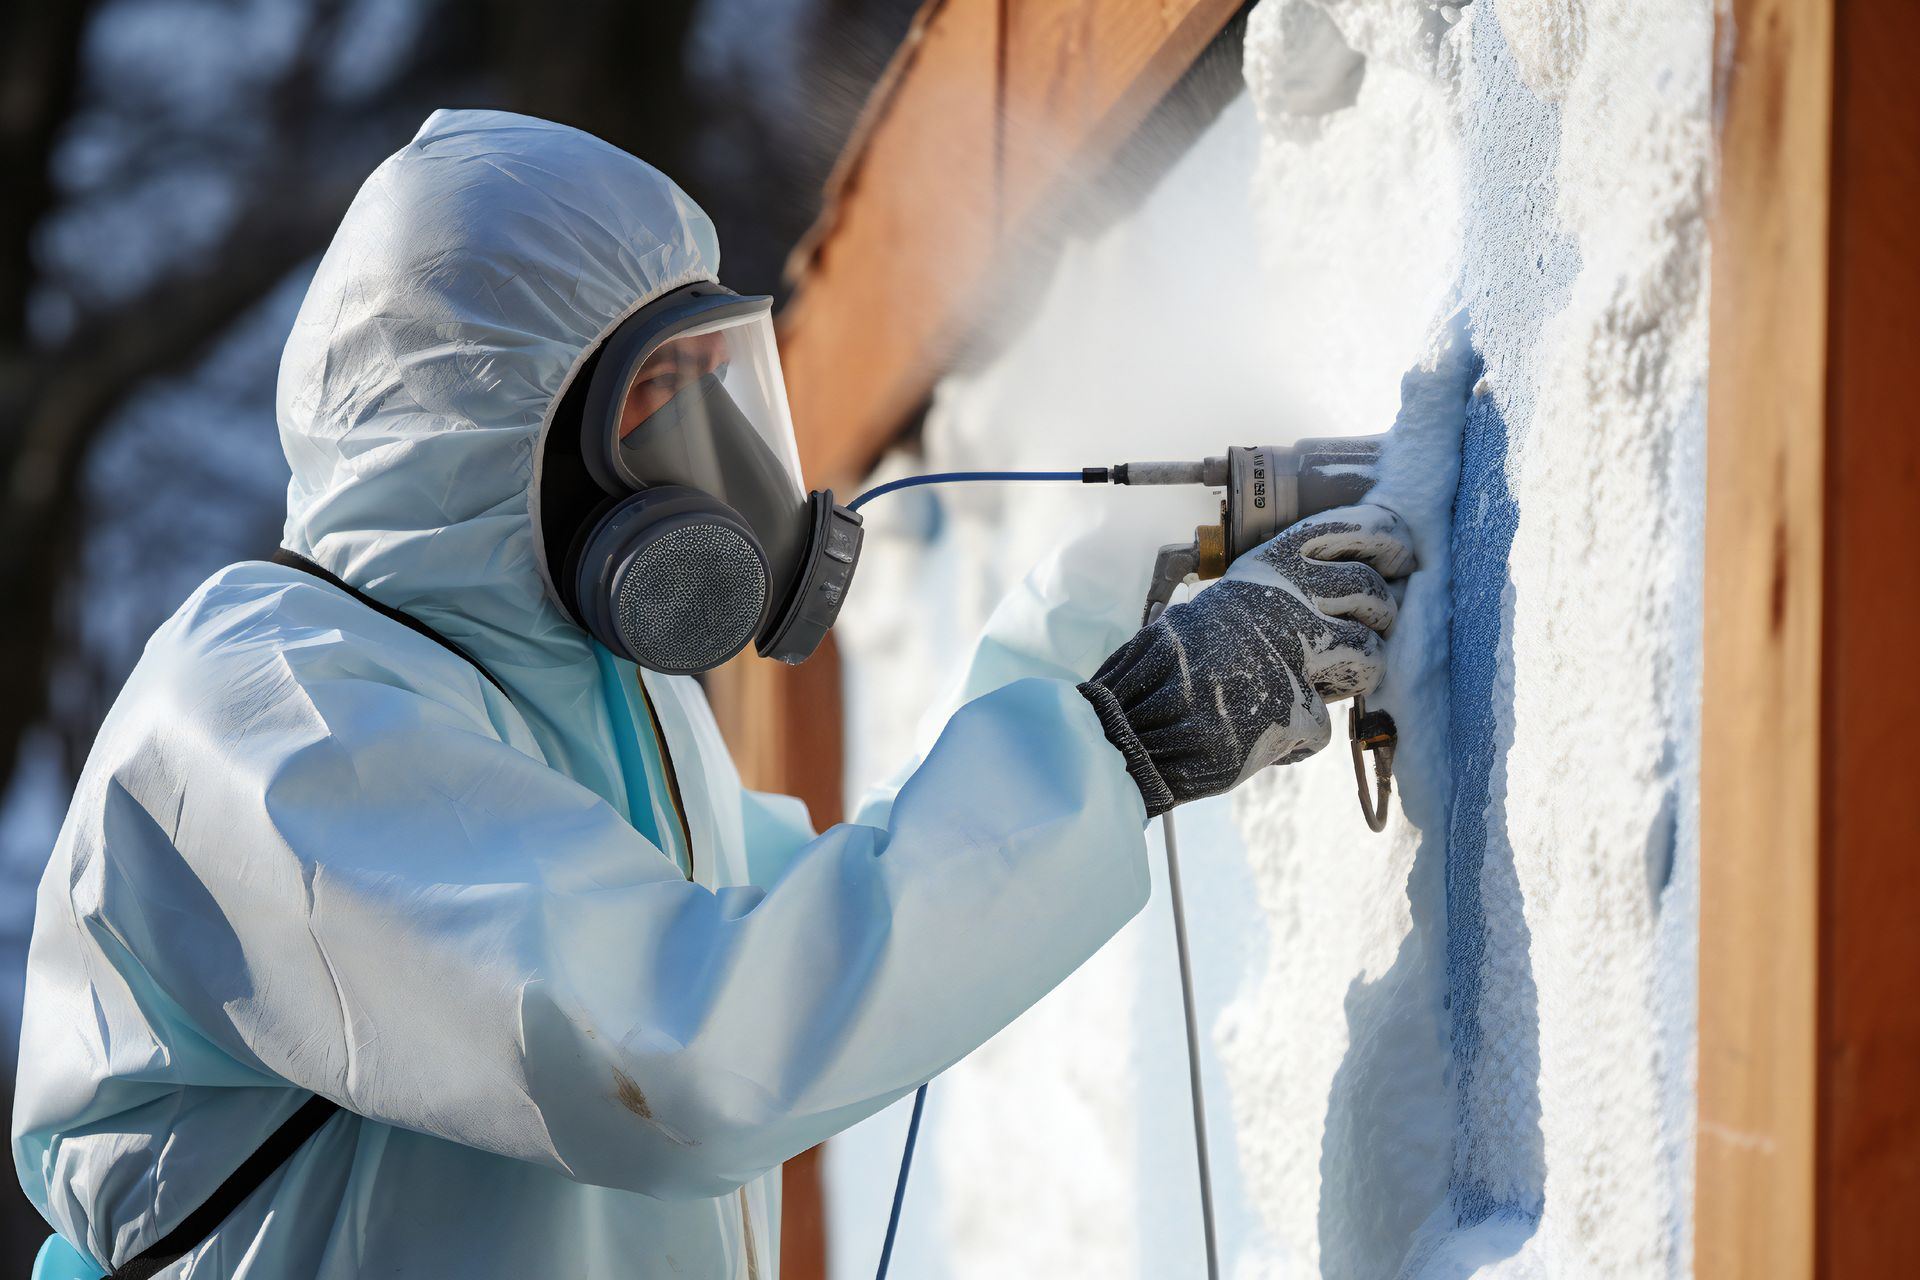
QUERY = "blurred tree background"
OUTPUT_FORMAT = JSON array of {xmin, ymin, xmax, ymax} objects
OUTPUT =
[{"xmin": 0, "ymin": 0, "xmax": 916, "ymax": 1261}]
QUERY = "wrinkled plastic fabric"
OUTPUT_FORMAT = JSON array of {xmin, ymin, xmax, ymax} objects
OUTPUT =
[{"xmin": 11, "ymin": 110, "xmax": 1150, "ymax": 1279}]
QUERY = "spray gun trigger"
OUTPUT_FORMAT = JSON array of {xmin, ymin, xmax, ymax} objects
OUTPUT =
[
  {"xmin": 1349, "ymin": 695, "xmax": 1397, "ymax": 833},
  {"xmin": 1143, "ymin": 542, "xmax": 1200, "ymax": 625}
]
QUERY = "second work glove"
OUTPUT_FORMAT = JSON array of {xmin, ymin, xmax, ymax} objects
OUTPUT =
[{"xmin": 1078, "ymin": 504, "xmax": 1415, "ymax": 816}]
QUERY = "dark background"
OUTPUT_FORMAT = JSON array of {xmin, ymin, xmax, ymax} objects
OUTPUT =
[{"xmin": 0, "ymin": 0, "xmax": 917, "ymax": 1264}]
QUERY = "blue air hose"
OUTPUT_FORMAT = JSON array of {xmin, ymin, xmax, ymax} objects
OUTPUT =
[
  {"xmin": 873, "ymin": 1083, "xmax": 927, "ymax": 1280},
  {"xmin": 848, "ymin": 469, "xmax": 1090, "ymax": 511}
]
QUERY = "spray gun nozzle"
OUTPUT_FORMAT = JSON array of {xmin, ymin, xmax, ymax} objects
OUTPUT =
[{"xmin": 1102, "ymin": 458, "xmax": 1229, "ymax": 487}]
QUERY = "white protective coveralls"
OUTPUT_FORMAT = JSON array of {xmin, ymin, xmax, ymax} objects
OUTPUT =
[{"xmin": 12, "ymin": 110, "xmax": 1151, "ymax": 1278}]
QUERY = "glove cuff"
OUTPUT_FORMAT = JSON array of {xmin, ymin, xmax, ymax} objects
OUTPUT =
[{"xmin": 1077, "ymin": 680, "xmax": 1175, "ymax": 818}]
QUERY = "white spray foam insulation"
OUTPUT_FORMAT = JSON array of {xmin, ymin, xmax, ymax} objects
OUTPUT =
[{"xmin": 825, "ymin": 0, "xmax": 1708, "ymax": 1274}]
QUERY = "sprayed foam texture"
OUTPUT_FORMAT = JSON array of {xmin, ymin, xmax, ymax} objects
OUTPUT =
[{"xmin": 827, "ymin": 1, "xmax": 1708, "ymax": 1275}]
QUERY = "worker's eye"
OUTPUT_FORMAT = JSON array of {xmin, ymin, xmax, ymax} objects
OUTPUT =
[
  {"xmin": 635, "ymin": 350, "xmax": 718, "ymax": 392},
  {"xmin": 631, "ymin": 369, "xmax": 689, "ymax": 400}
]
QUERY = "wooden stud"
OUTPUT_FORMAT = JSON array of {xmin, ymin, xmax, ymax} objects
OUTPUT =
[
  {"xmin": 1698, "ymin": 0, "xmax": 1828, "ymax": 1274},
  {"xmin": 1817, "ymin": 0, "xmax": 1920, "ymax": 1270}
]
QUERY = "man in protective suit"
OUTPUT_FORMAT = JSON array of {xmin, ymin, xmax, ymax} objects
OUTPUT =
[{"xmin": 13, "ymin": 112, "xmax": 1412, "ymax": 1278}]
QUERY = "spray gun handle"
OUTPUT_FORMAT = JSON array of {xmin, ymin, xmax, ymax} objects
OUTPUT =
[
  {"xmin": 1142, "ymin": 542, "xmax": 1199, "ymax": 625},
  {"xmin": 1139, "ymin": 543, "xmax": 1398, "ymax": 834}
]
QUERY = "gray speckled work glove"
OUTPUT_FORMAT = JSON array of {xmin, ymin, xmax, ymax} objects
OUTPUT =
[{"xmin": 1078, "ymin": 504, "xmax": 1414, "ymax": 816}]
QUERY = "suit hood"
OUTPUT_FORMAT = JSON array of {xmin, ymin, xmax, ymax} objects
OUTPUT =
[{"xmin": 278, "ymin": 108, "xmax": 720, "ymax": 685}]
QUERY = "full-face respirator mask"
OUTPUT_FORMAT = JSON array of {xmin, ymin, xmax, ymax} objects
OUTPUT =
[{"xmin": 539, "ymin": 283, "xmax": 863, "ymax": 674}]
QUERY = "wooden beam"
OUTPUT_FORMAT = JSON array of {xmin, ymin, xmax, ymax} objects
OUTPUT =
[
  {"xmin": 777, "ymin": 0, "xmax": 1245, "ymax": 493},
  {"xmin": 999, "ymin": 0, "xmax": 1247, "ymax": 229},
  {"xmin": 1698, "ymin": 0, "xmax": 1831, "ymax": 1273},
  {"xmin": 1817, "ymin": 0, "xmax": 1920, "ymax": 1269},
  {"xmin": 1702, "ymin": 0, "xmax": 1920, "ymax": 1272}
]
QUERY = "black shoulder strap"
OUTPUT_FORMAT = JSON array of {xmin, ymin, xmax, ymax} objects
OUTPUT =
[
  {"xmin": 111, "ymin": 1095, "xmax": 340, "ymax": 1278},
  {"xmin": 269, "ymin": 548, "xmax": 509, "ymax": 697}
]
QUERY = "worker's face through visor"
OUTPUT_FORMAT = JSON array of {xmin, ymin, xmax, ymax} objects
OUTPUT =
[
  {"xmin": 618, "ymin": 329, "xmax": 729, "ymax": 434},
  {"xmin": 582, "ymin": 288, "xmax": 811, "ymax": 586}
]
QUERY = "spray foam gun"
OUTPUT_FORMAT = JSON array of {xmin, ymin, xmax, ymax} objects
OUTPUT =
[
  {"xmin": 858, "ymin": 438, "xmax": 1401, "ymax": 1280},
  {"xmin": 1083, "ymin": 437, "xmax": 1398, "ymax": 831},
  {"xmin": 850, "ymin": 439, "xmax": 1402, "ymax": 829}
]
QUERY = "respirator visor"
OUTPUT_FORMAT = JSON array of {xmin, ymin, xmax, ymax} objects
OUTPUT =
[
  {"xmin": 576, "ymin": 283, "xmax": 861, "ymax": 668},
  {"xmin": 586, "ymin": 292, "xmax": 809, "ymax": 579}
]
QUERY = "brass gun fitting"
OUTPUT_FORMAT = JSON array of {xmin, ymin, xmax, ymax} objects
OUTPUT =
[{"xmin": 1194, "ymin": 523, "xmax": 1228, "ymax": 579}]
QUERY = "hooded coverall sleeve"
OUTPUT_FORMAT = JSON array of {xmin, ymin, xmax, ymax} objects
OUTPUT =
[
  {"xmin": 850, "ymin": 537, "xmax": 1151, "ymax": 830},
  {"xmin": 104, "ymin": 611, "xmax": 1150, "ymax": 1202},
  {"xmin": 734, "ymin": 539, "xmax": 1150, "ymax": 879}
]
